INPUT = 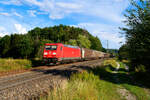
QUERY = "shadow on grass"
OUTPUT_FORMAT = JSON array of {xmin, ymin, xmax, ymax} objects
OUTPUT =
[
  {"xmin": 117, "ymin": 68, "xmax": 129, "ymax": 72},
  {"xmin": 90, "ymin": 65, "xmax": 150, "ymax": 89},
  {"xmin": 30, "ymin": 59, "xmax": 44, "ymax": 67},
  {"xmin": 31, "ymin": 63, "xmax": 150, "ymax": 89},
  {"xmin": 91, "ymin": 66, "xmax": 132, "ymax": 84}
]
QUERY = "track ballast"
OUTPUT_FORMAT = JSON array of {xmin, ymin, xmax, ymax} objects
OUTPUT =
[{"xmin": 0, "ymin": 59, "xmax": 104, "ymax": 100}]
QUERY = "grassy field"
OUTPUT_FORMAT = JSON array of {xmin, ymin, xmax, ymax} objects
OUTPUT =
[
  {"xmin": 0, "ymin": 58, "xmax": 32, "ymax": 72},
  {"xmin": 40, "ymin": 71, "xmax": 122, "ymax": 100},
  {"xmin": 103, "ymin": 59, "xmax": 150, "ymax": 100},
  {"xmin": 40, "ymin": 59, "xmax": 150, "ymax": 100}
]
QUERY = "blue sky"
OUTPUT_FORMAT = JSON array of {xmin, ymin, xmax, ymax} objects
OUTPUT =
[{"xmin": 0, "ymin": 0, "xmax": 130, "ymax": 49}]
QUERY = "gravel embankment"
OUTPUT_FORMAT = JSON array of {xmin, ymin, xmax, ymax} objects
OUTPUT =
[{"xmin": 0, "ymin": 59, "xmax": 104, "ymax": 100}]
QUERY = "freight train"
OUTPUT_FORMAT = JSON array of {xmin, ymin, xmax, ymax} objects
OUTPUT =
[{"xmin": 43, "ymin": 43, "xmax": 110, "ymax": 64}]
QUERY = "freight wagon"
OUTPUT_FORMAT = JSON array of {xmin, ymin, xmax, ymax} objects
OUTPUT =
[
  {"xmin": 81, "ymin": 48, "xmax": 104, "ymax": 60},
  {"xmin": 43, "ymin": 43, "xmax": 109, "ymax": 64}
]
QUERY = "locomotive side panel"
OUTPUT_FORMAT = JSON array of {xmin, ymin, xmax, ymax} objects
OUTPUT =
[{"xmin": 62, "ymin": 45, "xmax": 81, "ymax": 60}]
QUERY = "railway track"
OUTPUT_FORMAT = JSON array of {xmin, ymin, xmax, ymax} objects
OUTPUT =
[
  {"xmin": 0, "ymin": 64, "xmax": 73, "ymax": 92},
  {"xmin": 0, "ymin": 59, "xmax": 103, "ymax": 100}
]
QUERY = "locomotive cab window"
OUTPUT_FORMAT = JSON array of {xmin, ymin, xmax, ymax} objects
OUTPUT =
[{"xmin": 45, "ymin": 45, "xmax": 57, "ymax": 50}]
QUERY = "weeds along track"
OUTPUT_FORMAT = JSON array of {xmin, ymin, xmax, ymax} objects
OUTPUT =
[{"xmin": 0, "ymin": 59, "xmax": 103, "ymax": 100}]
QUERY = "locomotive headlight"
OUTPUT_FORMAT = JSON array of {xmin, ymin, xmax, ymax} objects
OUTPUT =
[
  {"xmin": 52, "ymin": 52, "xmax": 56, "ymax": 55},
  {"xmin": 44, "ymin": 52, "xmax": 48, "ymax": 55}
]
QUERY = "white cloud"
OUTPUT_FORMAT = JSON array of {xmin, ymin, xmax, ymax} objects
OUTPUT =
[
  {"xmin": 0, "ymin": 0, "xmax": 22, "ymax": 5},
  {"xmin": 0, "ymin": 0, "xmax": 129, "ymax": 48},
  {"xmin": 0, "ymin": 26, "xmax": 5, "ymax": 32},
  {"xmin": 0, "ymin": 11, "xmax": 23, "ymax": 18},
  {"xmin": 114, "ymin": 0, "xmax": 123, "ymax": 2},
  {"xmin": 23, "ymin": 0, "xmax": 129, "ymax": 23},
  {"xmin": 79, "ymin": 0, "xmax": 128, "ymax": 23},
  {"xmin": 49, "ymin": 14, "xmax": 64, "ymax": 20},
  {"xmin": 24, "ymin": 0, "xmax": 43, "ymax": 6},
  {"xmin": 0, "ymin": 15, "xmax": 30, "ymax": 37},
  {"xmin": 28, "ymin": 10, "xmax": 36, "ymax": 17},
  {"xmin": 0, "ymin": 26, "xmax": 9, "ymax": 37},
  {"xmin": 13, "ymin": 12, "xmax": 23, "ymax": 18},
  {"xmin": 0, "ymin": 0, "xmax": 129, "ymax": 23},
  {"xmin": 73, "ymin": 22, "xmax": 125, "ymax": 49},
  {"xmin": 0, "ymin": 12, "xmax": 10, "ymax": 16},
  {"xmin": 34, "ymin": 0, "xmax": 81, "ymax": 19},
  {"xmin": 56, "ymin": 2, "xmax": 83, "ymax": 9},
  {"xmin": 23, "ymin": 0, "xmax": 82, "ymax": 19},
  {"xmin": 14, "ymin": 24, "xmax": 27, "ymax": 34}
]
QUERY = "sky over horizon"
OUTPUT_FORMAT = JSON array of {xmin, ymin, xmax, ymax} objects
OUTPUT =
[{"xmin": 0, "ymin": 0, "xmax": 130, "ymax": 49}]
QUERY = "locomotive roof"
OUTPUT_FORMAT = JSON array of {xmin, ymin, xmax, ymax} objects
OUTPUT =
[
  {"xmin": 45, "ymin": 43, "xmax": 80, "ymax": 49},
  {"xmin": 63, "ymin": 44, "xmax": 79, "ymax": 49}
]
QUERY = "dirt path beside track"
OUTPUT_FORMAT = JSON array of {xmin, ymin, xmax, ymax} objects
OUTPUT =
[{"xmin": 113, "ymin": 62, "xmax": 136, "ymax": 100}]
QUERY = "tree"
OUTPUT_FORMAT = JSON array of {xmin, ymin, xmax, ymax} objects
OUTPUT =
[
  {"xmin": 0, "ymin": 35, "xmax": 11, "ymax": 57},
  {"xmin": 0, "ymin": 24, "xmax": 103, "ymax": 59},
  {"xmin": 89, "ymin": 35, "xmax": 103, "ymax": 51},
  {"xmin": 16, "ymin": 35, "xmax": 33, "ymax": 58},
  {"xmin": 121, "ymin": 0, "xmax": 150, "ymax": 70},
  {"xmin": 77, "ymin": 34, "xmax": 91, "ymax": 48},
  {"xmin": 28, "ymin": 27, "xmax": 41, "ymax": 40},
  {"xmin": 118, "ymin": 44, "xmax": 129, "ymax": 60},
  {"xmin": 67, "ymin": 39, "xmax": 78, "ymax": 46},
  {"xmin": 9, "ymin": 34, "xmax": 33, "ymax": 58}
]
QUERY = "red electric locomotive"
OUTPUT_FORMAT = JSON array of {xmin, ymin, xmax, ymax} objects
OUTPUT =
[
  {"xmin": 43, "ymin": 43, "xmax": 81, "ymax": 63},
  {"xmin": 43, "ymin": 43, "xmax": 109, "ymax": 64}
]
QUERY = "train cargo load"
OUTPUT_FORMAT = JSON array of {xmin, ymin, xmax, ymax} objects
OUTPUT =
[{"xmin": 81, "ymin": 48, "xmax": 104, "ymax": 60}]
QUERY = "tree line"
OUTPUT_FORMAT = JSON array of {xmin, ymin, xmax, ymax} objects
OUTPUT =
[
  {"xmin": 0, "ymin": 24, "xmax": 105, "ymax": 59},
  {"xmin": 119, "ymin": 0, "xmax": 150, "ymax": 71}
]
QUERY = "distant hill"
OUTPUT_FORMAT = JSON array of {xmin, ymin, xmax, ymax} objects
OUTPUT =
[{"xmin": 0, "ymin": 24, "xmax": 104, "ymax": 59}]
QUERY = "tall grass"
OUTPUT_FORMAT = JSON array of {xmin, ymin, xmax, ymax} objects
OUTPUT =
[
  {"xmin": 40, "ymin": 71, "xmax": 122, "ymax": 100},
  {"xmin": 0, "ymin": 58, "xmax": 32, "ymax": 72}
]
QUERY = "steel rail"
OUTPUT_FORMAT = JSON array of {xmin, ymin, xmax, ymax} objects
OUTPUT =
[{"xmin": 0, "ymin": 59, "xmax": 103, "ymax": 94}]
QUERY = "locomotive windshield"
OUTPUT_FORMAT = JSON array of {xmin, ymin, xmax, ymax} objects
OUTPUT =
[{"xmin": 45, "ymin": 45, "xmax": 57, "ymax": 50}]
